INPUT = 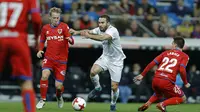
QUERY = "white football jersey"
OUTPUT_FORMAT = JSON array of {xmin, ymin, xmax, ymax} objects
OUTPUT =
[{"xmin": 91, "ymin": 25, "xmax": 126, "ymax": 65}]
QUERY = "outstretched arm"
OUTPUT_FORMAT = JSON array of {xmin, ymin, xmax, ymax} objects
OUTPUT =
[
  {"xmin": 81, "ymin": 31, "xmax": 112, "ymax": 41},
  {"xmin": 133, "ymin": 52, "xmax": 164, "ymax": 82},
  {"xmin": 69, "ymin": 29, "xmax": 92, "ymax": 35}
]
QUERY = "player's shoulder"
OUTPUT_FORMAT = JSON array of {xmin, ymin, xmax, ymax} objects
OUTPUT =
[
  {"xmin": 106, "ymin": 25, "xmax": 118, "ymax": 33},
  {"xmin": 42, "ymin": 24, "xmax": 50, "ymax": 29},
  {"xmin": 180, "ymin": 51, "xmax": 189, "ymax": 58},
  {"xmin": 59, "ymin": 22, "xmax": 70, "ymax": 29}
]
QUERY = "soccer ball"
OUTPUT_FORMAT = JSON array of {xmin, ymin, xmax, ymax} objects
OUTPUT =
[{"xmin": 72, "ymin": 97, "xmax": 86, "ymax": 111}]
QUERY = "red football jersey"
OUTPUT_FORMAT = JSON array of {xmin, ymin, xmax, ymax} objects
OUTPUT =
[
  {"xmin": 0, "ymin": 0, "xmax": 41, "ymax": 38},
  {"xmin": 39, "ymin": 22, "xmax": 74, "ymax": 62},
  {"xmin": 153, "ymin": 49, "xmax": 189, "ymax": 82}
]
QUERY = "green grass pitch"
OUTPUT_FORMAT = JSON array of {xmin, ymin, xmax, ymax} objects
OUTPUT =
[{"xmin": 0, "ymin": 102, "xmax": 199, "ymax": 112}]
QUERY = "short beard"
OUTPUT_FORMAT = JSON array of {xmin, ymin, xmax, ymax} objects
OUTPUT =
[{"xmin": 100, "ymin": 25, "xmax": 108, "ymax": 32}]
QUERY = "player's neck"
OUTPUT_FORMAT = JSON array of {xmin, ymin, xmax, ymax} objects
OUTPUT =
[
  {"xmin": 50, "ymin": 22, "xmax": 60, "ymax": 28},
  {"xmin": 174, "ymin": 47, "xmax": 182, "ymax": 51}
]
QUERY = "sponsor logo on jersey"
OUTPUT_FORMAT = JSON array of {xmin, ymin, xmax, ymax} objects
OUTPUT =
[
  {"xmin": 46, "ymin": 35, "xmax": 64, "ymax": 41},
  {"xmin": 58, "ymin": 29, "xmax": 62, "ymax": 34}
]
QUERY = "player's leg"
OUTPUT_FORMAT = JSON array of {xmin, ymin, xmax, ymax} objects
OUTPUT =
[
  {"xmin": 36, "ymin": 59, "xmax": 52, "ymax": 109},
  {"xmin": 10, "ymin": 39, "xmax": 36, "ymax": 112},
  {"xmin": 157, "ymin": 84, "xmax": 186, "ymax": 111},
  {"xmin": 155, "ymin": 79, "xmax": 185, "ymax": 112},
  {"xmin": 108, "ymin": 63, "xmax": 123, "ymax": 112},
  {"xmin": 88, "ymin": 56, "xmax": 107, "ymax": 99},
  {"xmin": 54, "ymin": 63, "xmax": 66, "ymax": 108},
  {"xmin": 138, "ymin": 77, "xmax": 163, "ymax": 111}
]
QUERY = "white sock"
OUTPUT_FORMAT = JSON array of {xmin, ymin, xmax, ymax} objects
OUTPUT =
[
  {"xmin": 90, "ymin": 75, "xmax": 101, "ymax": 89},
  {"xmin": 111, "ymin": 88, "xmax": 119, "ymax": 105}
]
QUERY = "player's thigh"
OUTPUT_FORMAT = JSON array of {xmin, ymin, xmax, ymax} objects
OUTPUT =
[
  {"xmin": 108, "ymin": 63, "xmax": 123, "ymax": 83},
  {"xmin": 164, "ymin": 84, "xmax": 185, "ymax": 98},
  {"xmin": 42, "ymin": 58, "xmax": 54, "ymax": 71},
  {"xmin": 54, "ymin": 63, "xmax": 66, "ymax": 83},
  {"xmin": 10, "ymin": 40, "xmax": 32, "ymax": 80},
  {"xmin": 92, "ymin": 56, "xmax": 108, "ymax": 74}
]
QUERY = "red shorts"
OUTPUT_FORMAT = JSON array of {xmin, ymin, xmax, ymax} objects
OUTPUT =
[
  {"xmin": 0, "ymin": 38, "xmax": 32, "ymax": 80},
  {"xmin": 152, "ymin": 77, "xmax": 184, "ymax": 98},
  {"xmin": 42, "ymin": 58, "xmax": 67, "ymax": 82}
]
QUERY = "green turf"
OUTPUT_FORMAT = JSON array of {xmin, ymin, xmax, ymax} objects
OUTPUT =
[{"xmin": 0, "ymin": 102, "xmax": 199, "ymax": 112}]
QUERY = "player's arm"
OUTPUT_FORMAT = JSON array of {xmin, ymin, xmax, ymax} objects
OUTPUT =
[
  {"xmin": 133, "ymin": 52, "xmax": 164, "ymax": 82},
  {"xmin": 179, "ymin": 56, "xmax": 190, "ymax": 88},
  {"xmin": 69, "ymin": 29, "xmax": 92, "ymax": 35},
  {"xmin": 29, "ymin": 0, "xmax": 42, "ymax": 41},
  {"xmin": 39, "ymin": 27, "xmax": 46, "ymax": 51},
  {"xmin": 64, "ymin": 25, "xmax": 74, "ymax": 45},
  {"xmin": 82, "ymin": 32, "xmax": 112, "ymax": 41},
  {"xmin": 36, "ymin": 27, "xmax": 46, "ymax": 58},
  {"xmin": 141, "ymin": 53, "xmax": 163, "ymax": 77}
]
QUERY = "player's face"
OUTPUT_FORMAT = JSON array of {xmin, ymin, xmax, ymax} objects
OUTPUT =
[
  {"xmin": 50, "ymin": 12, "xmax": 60, "ymax": 26},
  {"xmin": 172, "ymin": 41, "xmax": 177, "ymax": 49},
  {"xmin": 98, "ymin": 18, "xmax": 109, "ymax": 32}
]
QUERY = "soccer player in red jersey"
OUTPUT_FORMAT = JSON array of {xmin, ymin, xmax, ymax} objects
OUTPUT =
[
  {"xmin": 134, "ymin": 37, "xmax": 191, "ymax": 112},
  {"xmin": 36, "ymin": 7, "xmax": 74, "ymax": 109},
  {"xmin": 0, "ymin": 0, "xmax": 42, "ymax": 112}
]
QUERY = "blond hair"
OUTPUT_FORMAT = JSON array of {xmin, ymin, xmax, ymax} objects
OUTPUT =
[{"xmin": 49, "ymin": 7, "xmax": 62, "ymax": 16}]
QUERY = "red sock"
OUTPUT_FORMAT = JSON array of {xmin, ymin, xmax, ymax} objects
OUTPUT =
[
  {"xmin": 163, "ymin": 97, "xmax": 184, "ymax": 106},
  {"xmin": 56, "ymin": 86, "xmax": 64, "ymax": 98},
  {"xmin": 40, "ymin": 80, "xmax": 48, "ymax": 100},
  {"xmin": 22, "ymin": 89, "xmax": 36, "ymax": 112}
]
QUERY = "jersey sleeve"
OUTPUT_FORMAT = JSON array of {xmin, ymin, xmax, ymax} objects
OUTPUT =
[
  {"xmin": 180, "ymin": 56, "xmax": 189, "ymax": 68},
  {"xmin": 153, "ymin": 52, "xmax": 165, "ymax": 65},
  {"xmin": 105, "ymin": 28, "xmax": 117, "ymax": 39},
  {"xmin": 91, "ymin": 27, "xmax": 99, "ymax": 34},
  {"xmin": 28, "ymin": 0, "xmax": 40, "ymax": 14},
  {"xmin": 39, "ymin": 26, "xmax": 46, "ymax": 50},
  {"xmin": 28, "ymin": 0, "xmax": 42, "ymax": 40},
  {"xmin": 64, "ymin": 24, "xmax": 74, "ymax": 45},
  {"xmin": 179, "ymin": 55, "xmax": 189, "ymax": 85},
  {"xmin": 141, "ymin": 52, "xmax": 164, "ymax": 77}
]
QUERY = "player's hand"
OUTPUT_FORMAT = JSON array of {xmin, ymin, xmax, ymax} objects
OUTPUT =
[
  {"xmin": 133, "ymin": 74, "xmax": 144, "ymax": 83},
  {"xmin": 185, "ymin": 83, "xmax": 191, "ymax": 88},
  {"xmin": 80, "ymin": 31, "xmax": 90, "ymax": 39},
  {"xmin": 69, "ymin": 29, "xmax": 78, "ymax": 35},
  {"xmin": 37, "ymin": 50, "xmax": 44, "ymax": 58}
]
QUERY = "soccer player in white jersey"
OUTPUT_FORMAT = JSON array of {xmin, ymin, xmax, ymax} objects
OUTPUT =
[{"xmin": 70, "ymin": 15, "xmax": 126, "ymax": 112}]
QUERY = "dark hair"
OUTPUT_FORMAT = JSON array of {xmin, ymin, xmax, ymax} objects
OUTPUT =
[
  {"xmin": 173, "ymin": 37, "xmax": 185, "ymax": 48},
  {"xmin": 99, "ymin": 15, "xmax": 110, "ymax": 22}
]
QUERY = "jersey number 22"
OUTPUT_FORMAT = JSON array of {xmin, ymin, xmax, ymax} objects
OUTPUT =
[{"xmin": 158, "ymin": 57, "xmax": 177, "ymax": 73}]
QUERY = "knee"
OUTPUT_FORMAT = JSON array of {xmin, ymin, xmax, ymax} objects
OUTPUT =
[
  {"xmin": 90, "ymin": 68, "xmax": 98, "ymax": 77},
  {"xmin": 55, "ymin": 83, "xmax": 63, "ymax": 90},
  {"xmin": 41, "ymin": 71, "xmax": 50, "ymax": 80},
  {"xmin": 182, "ymin": 95, "xmax": 187, "ymax": 103},
  {"xmin": 111, "ymin": 83, "xmax": 119, "ymax": 92}
]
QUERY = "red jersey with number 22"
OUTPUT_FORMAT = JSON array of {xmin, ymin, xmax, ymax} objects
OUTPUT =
[{"xmin": 153, "ymin": 49, "xmax": 189, "ymax": 83}]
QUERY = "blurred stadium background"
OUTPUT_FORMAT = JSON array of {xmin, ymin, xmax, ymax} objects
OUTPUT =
[{"xmin": 1, "ymin": 0, "xmax": 200, "ymax": 111}]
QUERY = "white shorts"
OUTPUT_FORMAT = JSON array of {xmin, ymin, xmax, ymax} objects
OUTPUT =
[{"xmin": 94, "ymin": 56, "xmax": 124, "ymax": 82}]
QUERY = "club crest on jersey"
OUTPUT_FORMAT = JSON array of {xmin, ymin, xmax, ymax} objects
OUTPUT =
[
  {"xmin": 60, "ymin": 70, "xmax": 66, "ymax": 76},
  {"xmin": 58, "ymin": 29, "xmax": 62, "ymax": 34}
]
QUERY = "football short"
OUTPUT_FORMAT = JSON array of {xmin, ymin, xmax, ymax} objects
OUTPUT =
[
  {"xmin": 152, "ymin": 77, "xmax": 185, "ymax": 98},
  {"xmin": 0, "ymin": 38, "xmax": 32, "ymax": 80},
  {"xmin": 42, "ymin": 58, "xmax": 67, "ymax": 83},
  {"xmin": 94, "ymin": 55, "xmax": 123, "ymax": 82}
]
